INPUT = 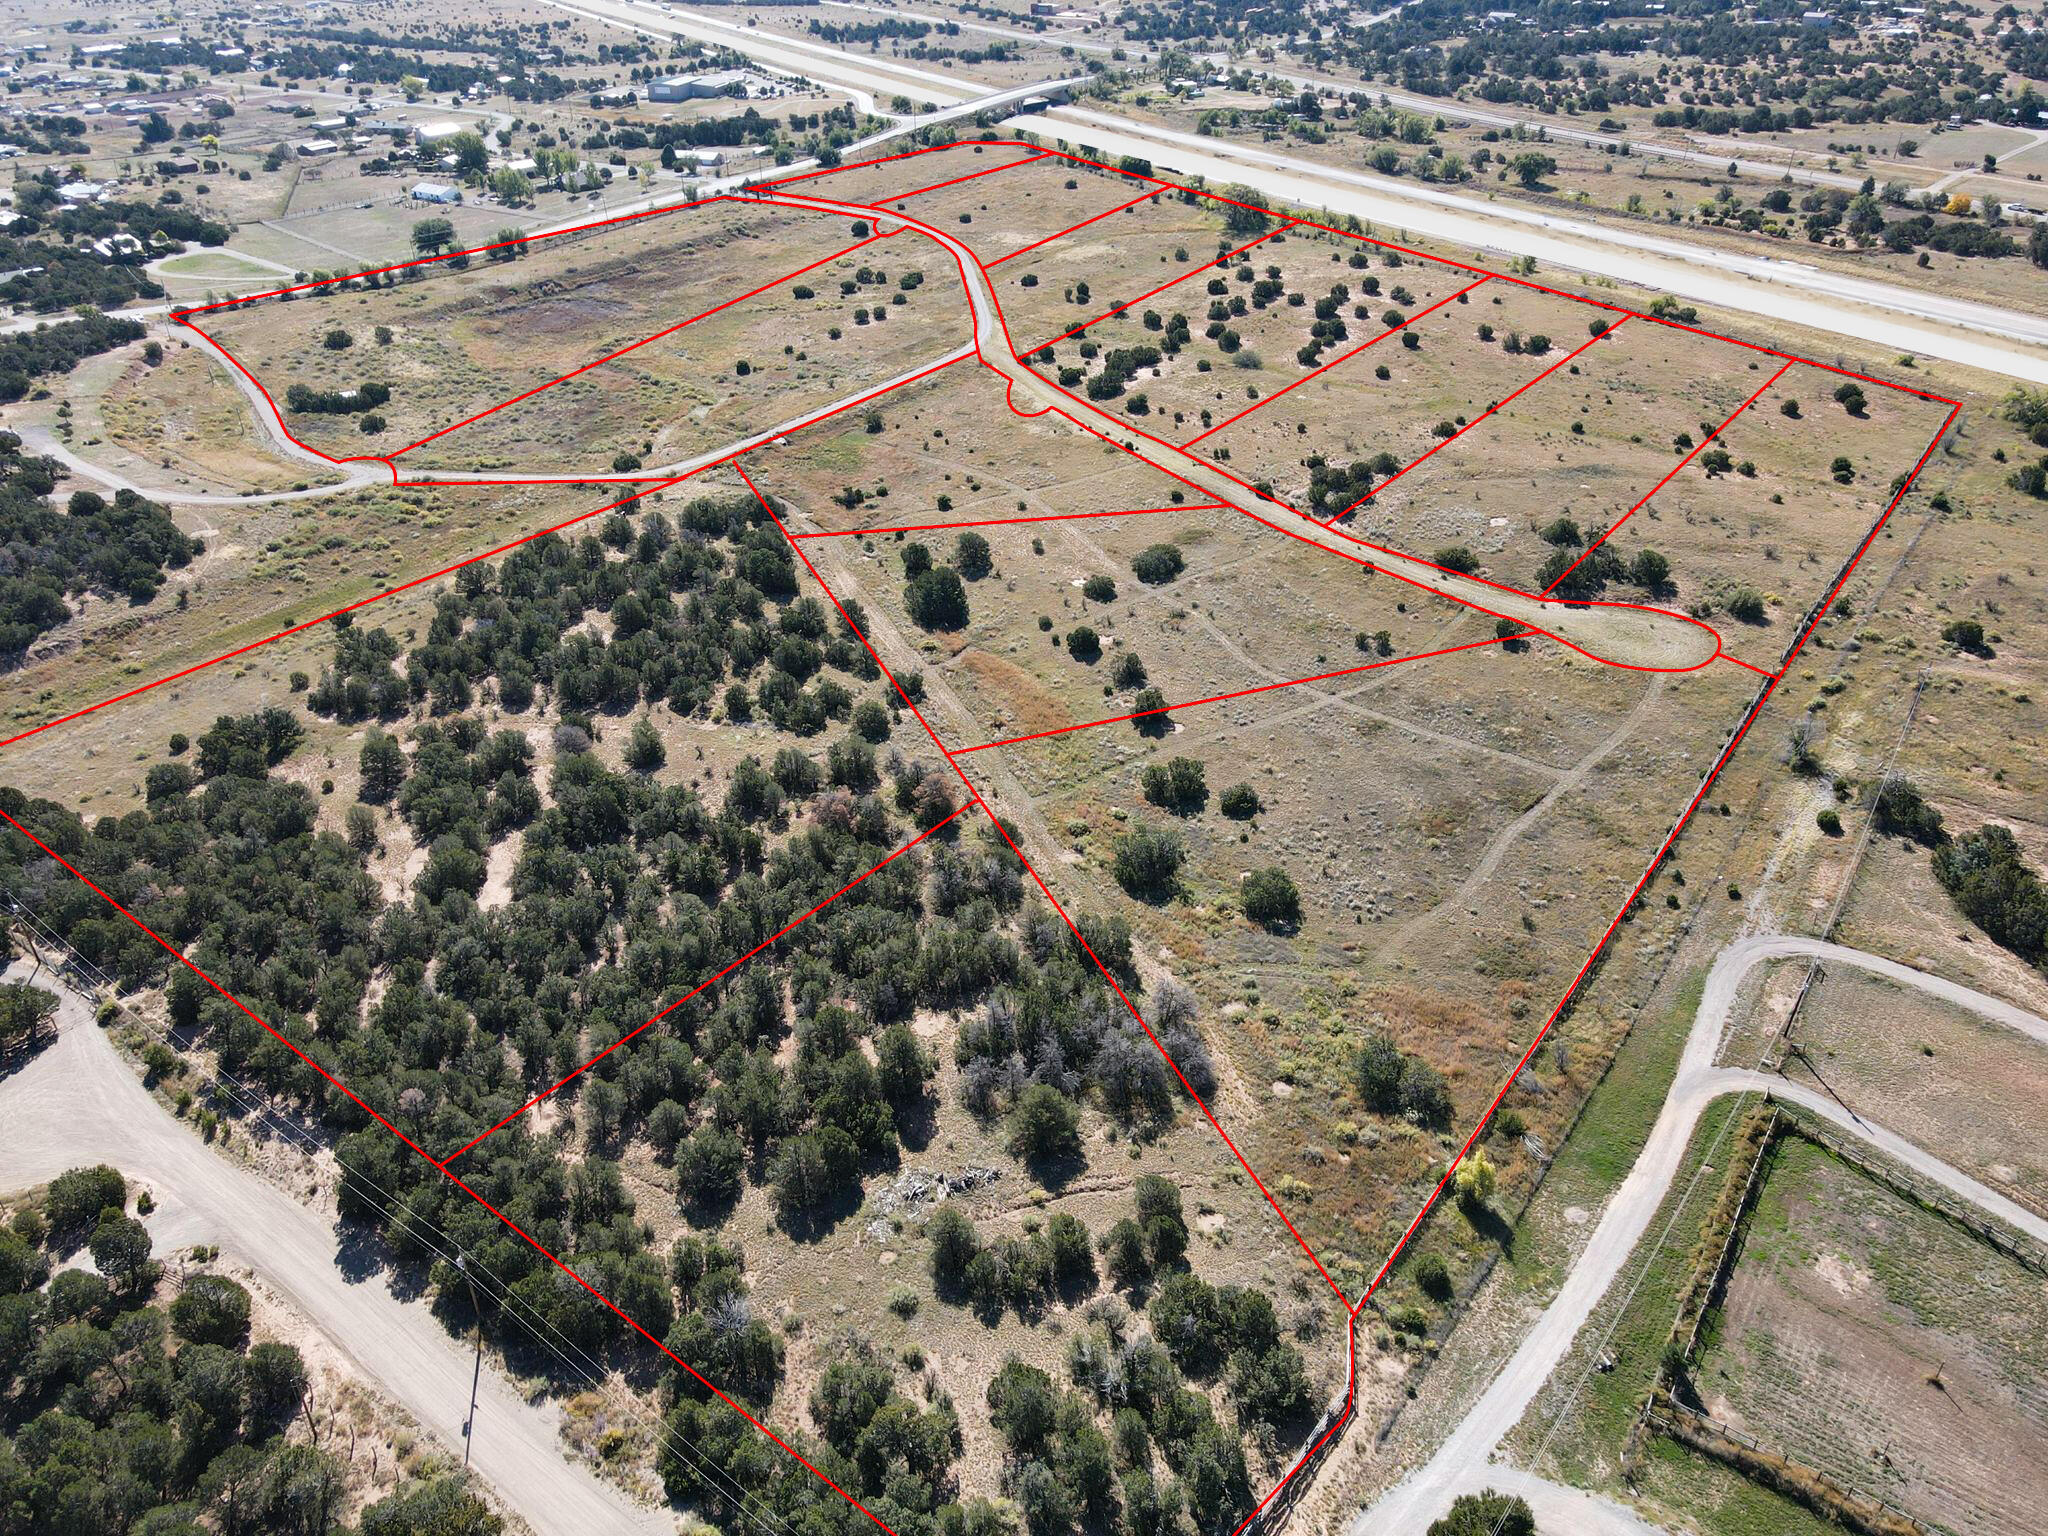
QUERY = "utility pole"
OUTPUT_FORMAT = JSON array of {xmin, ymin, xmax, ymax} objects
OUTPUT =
[
  {"xmin": 457, "ymin": 1254, "xmax": 483, "ymax": 1469},
  {"xmin": 7, "ymin": 901, "xmax": 48, "ymax": 981}
]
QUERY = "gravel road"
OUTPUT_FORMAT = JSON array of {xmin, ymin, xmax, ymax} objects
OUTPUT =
[
  {"xmin": 0, "ymin": 960, "xmax": 675, "ymax": 1536},
  {"xmin": 1354, "ymin": 933, "xmax": 2048, "ymax": 1534}
]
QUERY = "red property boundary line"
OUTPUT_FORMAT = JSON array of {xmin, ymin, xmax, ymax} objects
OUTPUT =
[
  {"xmin": 1539, "ymin": 358, "xmax": 1795, "ymax": 598},
  {"xmin": 0, "ymin": 802, "xmax": 904, "ymax": 1535},
  {"xmin": 0, "ymin": 343, "xmax": 978, "ymax": 756},
  {"xmin": 441, "ymin": 803, "xmax": 968, "ymax": 1166},
  {"xmin": 0, "ymin": 476, "xmax": 685, "ymax": 752},
  {"xmin": 1185, "ymin": 275, "xmax": 1490, "ymax": 446},
  {"xmin": 872, "ymin": 144, "xmax": 1052, "ymax": 203},
  {"xmin": 1021, "ymin": 221, "xmax": 1301, "ymax": 358},
  {"xmin": 955, "ymin": 633, "xmax": 1515, "ymax": 754},
  {"xmin": 4, "ymin": 140, "xmax": 1962, "ymax": 1536},
  {"xmin": 383, "ymin": 226, "xmax": 902, "ymax": 462},
  {"xmin": 730, "ymin": 458, "xmax": 1356, "ymax": 1310},
  {"xmin": 1321, "ymin": 319, "xmax": 1627, "ymax": 526},
  {"xmin": 789, "ymin": 501, "xmax": 1218, "ymax": 539},
  {"xmin": 988, "ymin": 181, "xmax": 1161, "ymax": 267}
]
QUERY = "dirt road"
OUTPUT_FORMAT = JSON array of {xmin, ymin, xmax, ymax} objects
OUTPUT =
[
  {"xmin": 756, "ymin": 184, "xmax": 1724, "ymax": 674},
  {"xmin": 1354, "ymin": 933, "xmax": 2048, "ymax": 1534},
  {"xmin": 0, "ymin": 960, "xmax": 675, "ymax": 1536},
  {"xmin": 542, "ymin": 0, "xmax": 2048, "ymax": 383}
]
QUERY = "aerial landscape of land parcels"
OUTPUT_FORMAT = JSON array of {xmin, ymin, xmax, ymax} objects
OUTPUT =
[{"xmin": 0, "ymin": 2, "xmax": 2042, "ymax": 1535}]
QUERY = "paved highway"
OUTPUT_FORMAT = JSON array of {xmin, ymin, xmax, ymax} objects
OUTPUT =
[
  {"xmin": 815, "ymin": 0, "xmax": 1868, "ymax": 191},
  {"xmin": 554, "ymin": 0, "xmax": 2048, "ymax": 382}
]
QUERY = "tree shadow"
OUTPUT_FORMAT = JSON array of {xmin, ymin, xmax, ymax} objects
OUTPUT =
[
  {"xmin": 1019, "ymin": 1145, "xmax": 1087, "ymax": 1192},
  {"xmin": 330, "ymin": 1217, "xmax": 428, "ymax": 1301},
  {"xmin": 1462, "ymin": 1199, "xmax": 1516, "ymax": 1260},
  {"xmin": 775, "ymin": 1179, "xmax": 866, "ymax": 1243},
  {"xmin": 894, "ymin": 1092, "xmax": 938, "ymax": 1154}
]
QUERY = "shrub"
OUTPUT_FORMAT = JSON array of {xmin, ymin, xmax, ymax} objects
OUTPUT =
[
  {"xmin": 928, "ymin": 1205, "xmax": 980, "ymax": 1289},
  {"xmin": 1102, "ymin": 1218, "xmax": 1150, "ymax": 1287},
  {"xmin": 1433, "ymin": 545, "xmax": 1479, "ymax": 575},
  {"xmin": 625, "ymin": 717, "xmax": 666, "ymax": 772},
  {"xmin": 1131, "ymin": 543, "xmax": 1185, "ymax": 584},
  {"xmin": 1131, "ymin": 687, "xmax": 1171, "ymax": 735},
  {"xmin": 1007, "ymin": 1083, "xmax": 1081, "ymax": 1164},
  {"xmin": 676, "ymin": 1125, "xmax": 744, "ymax": 1207},
  {"xmin": 1240, "ymin": 866, "xmax": 1300, "ymax": 928},
  {"xmin": 1134, "ymin": 1174, "xmax": 1188, "ymax": 1268},
  {"xmin": 1453, "ymin": 1149, "xmax": 1496, "ymax": 1210},
  {"xmin": 1139, "ymin": 756, "xmax": 1206, "ymax": 813},
  {"xmin": 1629, "ymin": 549, "xmax": 1671, "ymax": 591},
  {"xmin": 1872, "ymin": 774, "xmax": 1944, "ymax": 844},
  {"xmin": 45, "ymin": 1165, "xmax": 124, "ymax": 1235},
  {"xmin": 1428, "ymin": 1490, "xmax": 1535, "ymax": 1536},
  {"xmin": 905, "ymin": 567, "xmax": 969, "ymax": 630},
  {"xmin": 1044, "ymin": 1211, "xmax": 1095, "ymax": 1288},
  {"xmin": 1082, "ymin": 573, "xmax": 1118, "ymax": 602},
  {"xmin": 1413, "ymin": 1253, "xmax": 1453, "ymax": 1301},
  {"xmin": 1355, "ymin": 1032, "xmax": 1406, "ymax": 1111},
  {"xmin": 1066, "ymin": 624, "xmax": 1101, "ymax": 661},
  {"xmin": 1401, "ymin": 1062, "xmax": 1453, "ymax": 1129},
  {"xmin": 955, "ymin": 530, "xmax": 993, "ymax": 579},
  {"xmin": 1933, "ymin": 824, "xmax": 2048, "ymax": 964},
  {"xmin": 1726, "ymin": 588, "xmax": 1767, "ymax": 624},
  {"xmin": 245, "ymin": 1340, "xmax": 310, "ymax": 1429},
  {"xmin": 171, "ymin": 1273, "xmax": 252, "ymax": 1346},
  {"xmin": 1941, "ymin": 617, "xmax": 1986, "ymax": 653},
  {"xmin": 1111, "ymin": 825, "xmax": 1185, "ymax": 898},
  {"xmin": 1219, "ymin": 782, "xmax": 1262, "ymax": 819}
]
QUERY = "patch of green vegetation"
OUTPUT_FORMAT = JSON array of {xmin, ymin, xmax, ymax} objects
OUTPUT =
[
  {"xmin": 1509, "ymin": 1096, "xmax": 1743, "ymax": 1485},
  {"xmin": 1633, "ymin": 1435, "xmax": 1845, "ymax": 1536},
  {"xmin": 1508, "ymin": 966, "xmax": 1707, "ymax": 1293}
]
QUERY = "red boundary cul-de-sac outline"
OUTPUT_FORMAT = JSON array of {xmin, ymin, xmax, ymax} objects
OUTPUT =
[{"xmin": 0, "ymin": 138, "xmax": 1960, "ymax": 1536}]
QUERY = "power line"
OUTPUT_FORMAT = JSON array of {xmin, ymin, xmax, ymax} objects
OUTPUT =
[{"xmin": 3, "ymin": 896, "xmax": 801, "ymax": 1536}]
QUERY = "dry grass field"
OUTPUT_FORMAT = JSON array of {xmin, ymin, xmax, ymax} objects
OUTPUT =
[
  {"xmin": 748, "ymin": 383, "xmax": 1765, "ymax": 1291},
  {"xmin": 1, "ymin": 479, "xmax": 650, "ymax": 805},
  {"xmin": 90, "ymin": 343, "xmax": 348, "ymax": 496},
  {"xmin": 144, "ymin": 146, "xmax": 1952, "ymax": 1316},
  {"xmin": 1698, "ymin": 1136, "xmax": 2048, "ymax": 1536},
  {"xmin": 1, "ymin": 132, "xmax": 1982, "ymax": 1527},
  {"xmin": 1720, "ymin": 961, "xmax": 2048, "ymax": 1218},
  {"xmin": 196, "ymin": 200, "xmax": 972, "ymax": 475}
]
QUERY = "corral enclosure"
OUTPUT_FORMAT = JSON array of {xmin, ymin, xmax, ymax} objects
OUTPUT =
[{"xmin": 1699, "ymin": 1136, "xmax": 2048, "ymax": 1536}]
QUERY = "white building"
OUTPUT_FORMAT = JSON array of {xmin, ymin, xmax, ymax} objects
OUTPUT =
[
  {"xmin": 409, "ymin": 180, "xmax": 462, "ymax": 203},
  {"xmin": 648, "ymin": 70, "xmax": 750, "ymax": 102}
]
